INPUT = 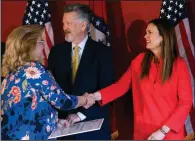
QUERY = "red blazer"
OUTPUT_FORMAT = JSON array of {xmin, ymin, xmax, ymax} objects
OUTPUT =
[{"xmin": 99, "ymin": 53, "xmax": 192, "ymax": 140}]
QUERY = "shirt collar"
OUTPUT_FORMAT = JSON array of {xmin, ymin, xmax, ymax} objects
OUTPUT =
[{"xmin": 72, "ymin": 35, "xmax": 88, "ymax": 50}]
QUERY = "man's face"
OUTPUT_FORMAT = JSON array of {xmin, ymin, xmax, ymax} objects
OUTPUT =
[{"xmin": 62, "ymin": 12, "xmax": 84, "ymax": 43}]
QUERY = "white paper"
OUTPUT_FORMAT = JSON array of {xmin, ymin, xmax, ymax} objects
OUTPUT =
[{"xmin": 48, "ymin": 118, "xmax": 104, "ymax": 139}]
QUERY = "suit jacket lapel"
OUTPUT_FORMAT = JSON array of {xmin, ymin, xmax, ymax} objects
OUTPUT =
[{"xmin": 65, "ymin": 42, "xmax": 73, "ymax": 88}]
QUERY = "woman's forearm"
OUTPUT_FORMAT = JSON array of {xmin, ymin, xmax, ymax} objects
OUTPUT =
[
  {"xmin": 94, "ymin": 64, "xmax": 132, "ymax": 105},
  {"xmin": 76, "ymin": 96, "xmax": 87, "ymax": 108}
]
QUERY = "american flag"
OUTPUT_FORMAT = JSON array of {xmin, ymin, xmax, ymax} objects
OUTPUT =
[
  {"xmin": 160, "ymin": 0, "xmax": 195, "ymax": 138},
  {"xmin": 22, "ymin": 0, "xmax": 54, "ymax": 66},
  {"xmin": 89, "ymin": 15, "xmax": 111, "ymax": 47}
]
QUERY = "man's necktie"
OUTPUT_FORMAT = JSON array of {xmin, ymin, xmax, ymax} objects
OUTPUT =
[{"xmin": 72, "ymin": 46, "xmax": 79, "ymax": 83}]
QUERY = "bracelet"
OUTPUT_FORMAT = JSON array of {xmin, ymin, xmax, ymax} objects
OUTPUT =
[{"xmin": 160, "ymin": 128, "xmax": 167, "ymax": 135}]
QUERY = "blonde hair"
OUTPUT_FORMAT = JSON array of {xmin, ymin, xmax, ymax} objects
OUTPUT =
[{"xmin": 2, "ymin": 25, "xmax": 44, "ymax": 77}]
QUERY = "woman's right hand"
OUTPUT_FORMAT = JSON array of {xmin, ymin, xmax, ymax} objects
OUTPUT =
[
  {"xmin": 82, "ymin": 92, "xmax": 102, "ymax": 109},
  {"xmin": 76, "ymin": 93, "xmax": 95, "ymax": 108},
  {"xmin": 92, "ymin": 91, "xmax": 102, "ymax": 101}
]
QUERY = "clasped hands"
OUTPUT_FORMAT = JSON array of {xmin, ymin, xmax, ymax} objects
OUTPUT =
[
  {"xmin": 75, "ymin": 92, "xmax": 97, "ymax": 109},
  {"xmin": 82, "ymin": 92, "xmax": 96, "ymax": 109}
]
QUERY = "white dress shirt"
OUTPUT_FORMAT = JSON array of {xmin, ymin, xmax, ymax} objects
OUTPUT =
[
  {"xmin": 72, "ymin": 35, "xmax": 88, "ymax": 63},
  {"xmin": 71, "ymin": 35, "xmax": 88, "ymax": 121}
]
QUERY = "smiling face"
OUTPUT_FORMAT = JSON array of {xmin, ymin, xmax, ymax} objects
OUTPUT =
[
  {"xmin": 144, "ymin": 23, "xmax": 163, "ymax": 55},
  {"xmin": 62, "ymin": 11, "xmax": 87, "ymax": 45}
]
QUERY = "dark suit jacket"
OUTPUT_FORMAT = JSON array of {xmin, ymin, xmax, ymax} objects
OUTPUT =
[{"xmin": 48, "ymin": 37, "xmax": 115, "ymax": 139}]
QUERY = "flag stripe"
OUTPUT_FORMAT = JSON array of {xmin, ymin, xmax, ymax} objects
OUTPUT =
[
  {"xmin": 175, "ymin": 25, "xmax": 195, "ymax": 108},
  {"xmin": 183, "ymin": 19, "xmax": 195, "ymax": 57},
  {"xmin": 44, "ymin": 27, "xmax": 52, "ymax": 51},
  {"xmin": 43, "ymin": 48, "xmax": 48, "ymax": 66},
  {"xmin": 179, "ymin": 21, "xmax": 195, "ymax": 79},
  {"xmin": 45, "ymin": 22, "xmax": 54, "ymax": 46}
]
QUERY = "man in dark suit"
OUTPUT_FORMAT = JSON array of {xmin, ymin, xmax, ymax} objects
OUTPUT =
[{"xmin": 48, "ymin": 3, "xmax": 114, "ymax": 140}]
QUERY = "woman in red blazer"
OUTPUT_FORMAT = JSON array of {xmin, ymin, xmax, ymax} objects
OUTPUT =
[{"xmin": 91, "ymin": 18, "xmax": 192, "ymax": 140}]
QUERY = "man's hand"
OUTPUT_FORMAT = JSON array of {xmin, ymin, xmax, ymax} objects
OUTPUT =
[
  {"xmin": 66, "ymin": 114, "xmax": 81, "ymax": 125},
  {"xmin": 147, "ymin": 129, "xmax": 166, "ymax": 140}
]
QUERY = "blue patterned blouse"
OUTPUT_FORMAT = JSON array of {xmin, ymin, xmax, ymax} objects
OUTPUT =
[{"xmin": 1, "ymin": 61, "xmax": 78, "ymax": 140}]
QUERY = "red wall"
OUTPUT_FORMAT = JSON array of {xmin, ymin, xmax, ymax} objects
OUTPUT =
[
  {"xmin": 1, "ymin": 1, "xmax": 195, "ymax": 139},
  {"xmin": 2, "ymin": 1, "xmax": 194, "ymax": 44},
  {"xmin": 2, "ymin": 1, "xmax": 26, "ymax": 42}
]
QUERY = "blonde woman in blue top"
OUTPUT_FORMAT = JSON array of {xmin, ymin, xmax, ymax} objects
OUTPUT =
[{"xmin": 1, "ymin": 25, "xmax": 94, "ymax": 140}]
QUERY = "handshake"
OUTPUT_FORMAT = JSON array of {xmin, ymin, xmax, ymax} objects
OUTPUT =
[
  {"xmin": 77, "ymin": 91, "xmax": 102, "ymax": 109},
  {"xmin": 78, "ymin": 92, "xmax": 96, "ymax": 109}
]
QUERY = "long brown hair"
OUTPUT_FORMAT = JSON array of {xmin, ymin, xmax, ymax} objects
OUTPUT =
[
  {"xmin": 2, "ymin": 25, "xmax": 44, "ymax": 77},
  {"xmin": 140, "ymin": 18, "xmax": 178, "ymax": 83}
]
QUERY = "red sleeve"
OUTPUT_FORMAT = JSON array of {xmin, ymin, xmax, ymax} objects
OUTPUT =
[
  {"xmin": 165, "ymin": 58, "xmax": 193, "ymax": 132},
  {"xmin": 99, "ymin": 63, "xmax": 132, "ymax": 106}
]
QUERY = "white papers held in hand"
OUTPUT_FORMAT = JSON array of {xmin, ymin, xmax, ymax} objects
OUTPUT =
[{"xmin": 48, "ymin": 118, "xmax": 104, "ymax": 139}]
